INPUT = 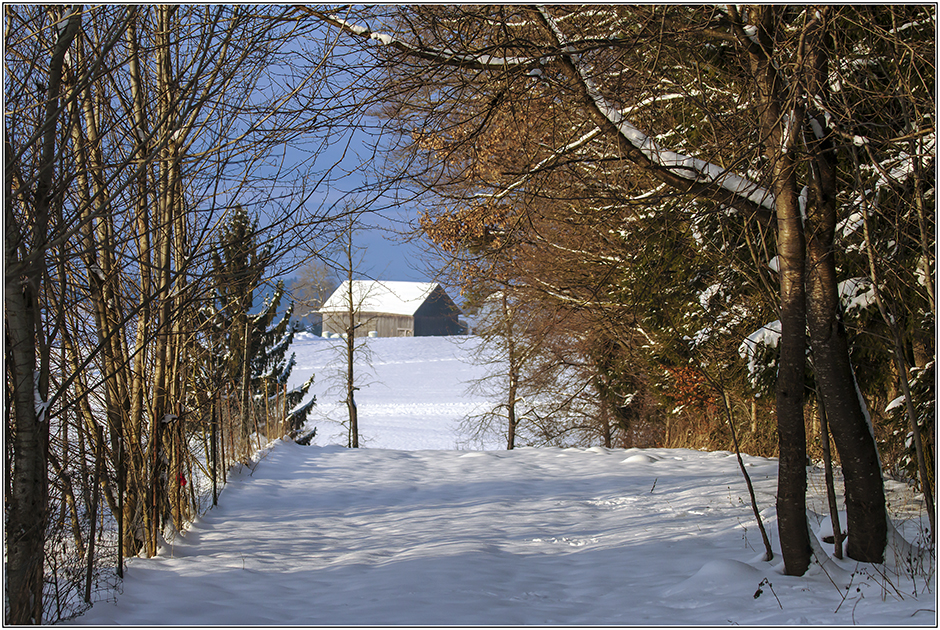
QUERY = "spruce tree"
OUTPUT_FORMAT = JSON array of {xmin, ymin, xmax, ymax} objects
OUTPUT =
[{"xmin": 212, "ymin": 206, "xmax": 315, "ymax": 441}]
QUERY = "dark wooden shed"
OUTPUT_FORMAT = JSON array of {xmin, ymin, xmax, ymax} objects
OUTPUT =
[{"xmin": 319, "ymin": 280, "xmax": 463, "ymax": 338}]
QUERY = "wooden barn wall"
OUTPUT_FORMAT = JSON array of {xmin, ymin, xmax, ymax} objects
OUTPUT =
[
  {"xmin": 413, "ymin": 287, "xmax": 462, "ymax": 336},
  {"xmin": 321, "ymin": 312, "xmax": 414, "ymax": 337},
  {"xmin": 320, "ymin": 312, "xmax": 345, "ymax": 336},
  {"xmin": 372, "ymin": 313, "xmax": 414, "ymax": 337}
]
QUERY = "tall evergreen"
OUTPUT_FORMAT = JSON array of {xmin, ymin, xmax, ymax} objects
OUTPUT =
[{"xmin": 211, "ymin": 206, "xmax": 315, "ymax": 439}]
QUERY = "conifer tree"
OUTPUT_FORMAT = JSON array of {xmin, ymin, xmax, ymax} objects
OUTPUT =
[{"xmin": 212, "ymin": 206, "xmax": 315, "ymax": 441}]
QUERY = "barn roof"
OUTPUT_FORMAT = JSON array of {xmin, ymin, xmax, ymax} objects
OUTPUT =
[{"xmin": 319, "ymin": 280, "xmax": 448, "ymax": 316}]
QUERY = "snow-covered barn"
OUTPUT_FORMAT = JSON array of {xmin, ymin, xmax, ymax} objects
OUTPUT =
[{"xmin": 319, "ymin": 280, "xmax": 463, "ymax": 338}]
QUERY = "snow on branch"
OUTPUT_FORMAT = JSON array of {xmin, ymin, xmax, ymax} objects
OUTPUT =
[
  {"xmin": 304, "ymin": 9, "xmax": 537, "ymax": 71},
  {"xmin": 738, "ymin": 320, "xmax": 782, "ymax": 388},
  {"xmin": 529, "ymin": 275, "xmax": 623, "ymax": 309},
  {"xmin": 34, "ymin": 370, "xmax": 49, "ymax": 423},
  {"xmin": 535, "ymin": 6, "xmax": 776, "ymax": 217},
  {"xmin": 538, "ymin": 235, "xmax": 623, "ymax": 265},
  {"xmin": 838, "ymin": 277, "xmax": 876, "ymax": 317},
  {"xmin": 308, "ymin": 5, "xmax": 776, "ymax": 221}
]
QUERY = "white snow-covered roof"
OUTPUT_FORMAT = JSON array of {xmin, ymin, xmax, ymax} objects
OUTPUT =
[{"xmin": 319, "ymin": 280, "xmax": 442, "ymax": 316}]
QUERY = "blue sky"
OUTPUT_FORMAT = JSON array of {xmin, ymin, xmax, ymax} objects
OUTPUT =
[
  {"xmin": 254, "ymin": 29, "xmax": 461, "ymax": 307},
  {"xmin": 274, "ymin": 124, "xmax": 459, "ymax": 304}
]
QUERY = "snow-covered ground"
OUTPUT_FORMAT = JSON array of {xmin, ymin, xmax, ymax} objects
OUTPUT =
[
  {"xmin": 72, "ymin": 335, "xmax": 935, "ymax": 626},
  {"xmin": 289, "ymin": 333, "xmax": 500, "ymax": 450}
]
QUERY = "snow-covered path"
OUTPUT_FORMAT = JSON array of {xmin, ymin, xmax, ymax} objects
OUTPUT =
[
  {"xmin": 74, "ymin": 441, "xmax": 933, "ymax": 626},
  {"xmin": 71, "ymin": 336, "xmax": 934, "ymax": 625}
]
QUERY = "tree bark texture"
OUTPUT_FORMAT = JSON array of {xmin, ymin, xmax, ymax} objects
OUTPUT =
[
  {"xmin": 5, "ymin": 7, "xmax": 81, "ymax": 623},
  {"xmin": 803, "ymin": 10, "xmax": 887, "ymax": 562},
  {"xmin": 741, "ymin": 5, "xmax": 812, "ymax": 576}
]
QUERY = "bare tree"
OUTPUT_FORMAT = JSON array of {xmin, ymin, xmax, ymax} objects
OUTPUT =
[
  {"xmin": 460, "ymin": 290, "xmax": 528, "ymax": 450},
  {"xmin": 5, "ymin": 5, "xmax": 364, "ymax": 621},
  {"xmin": 315, "ymin": 209, "xmax": 377, "ymax": 448},
  {"xmin": 5, "ymin": 7, "xmax": 83, "ymax": 622},
  {"xmin": 289, "ymin": 259, "xmax": 341, "ymax": 332},
  {"xmin": 342, "ymin": 219, "xmax": 361, "ymax": 448},
  {"xmin": 305, "ymin": 4, "xmax": 934, "ymax": 572}
]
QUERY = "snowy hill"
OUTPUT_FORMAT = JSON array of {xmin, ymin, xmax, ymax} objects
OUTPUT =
[
  {"xmin": 71, "ymin": 335, "xmax": 935, "ymax": 626},
  {"xmin": 286, "ymin": 333, "xmax": 500, "ymax": 450}
]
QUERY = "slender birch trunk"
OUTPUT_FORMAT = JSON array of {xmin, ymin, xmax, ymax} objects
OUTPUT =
[
  {"xmin": 5, "ymin": 7, "xmax": 81, "ymax": 623},
  {"xmin": 345, "ymin": 226, "xmax": 359, "ymax": 448}
]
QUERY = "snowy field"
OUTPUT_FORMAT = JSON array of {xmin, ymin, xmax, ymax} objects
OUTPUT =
[
  {"xmin": 290, "ymin": 333, "xmax": 499, "ymax": 450},
  {"xmin": 72, "ymin": 336, "xmax": 935, "ymax": 626}
]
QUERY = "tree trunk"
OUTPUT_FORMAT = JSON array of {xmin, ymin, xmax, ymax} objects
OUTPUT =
[
  {"xmin": 240, "ymin": 312, "xmax": 253, "ymax": 445},
  {"xmin": 84, "ymin": 425, "xmax": 104, "ymax": 604},
  {"xmin": 5, "ymin": 231, "xmax": 50, "ymax": 624},
  {"xmin": 805, "ymin": 199, "xmax": 887, "ymax": 564},
  {"xmin": 721, "ymin": 391, "xmax": 774, "ymax": 561},
  {"xmin": 773, "ymin": 189, "xmax": 812, "ymax": 577},
  {"xmin": 600, "ymin": 403, "xmax": 612, "ymax": 448},
  {"xmin": 5, "ymin": 7, "xmax": 81, "ymax": 622},
  {"xmin": 803, "ymin": 12, "xmax": 887, "ymax": 563},
  {"xmin": 124, "ymin": 12, "xmax": 152, "ymax": 559},
  {"xmin": 148, "ymin": 3, "xmax": 179, "ymax": 553},
  {"xmin": 504, "ymin": 292, "xmax": 518, "ymax": 450},
  {"xmin": 741, "ymin": 5, "xmax": 811, "ymax": 575},
  {"xmin": 817, "ymin": 397, "xmax": 844, "ymax": 559},
  {"xmin": 345, "ymin": 221, "xmax": 359, "ymax": 448},
  {"xmin": 506, "ymin": 374, "xmax": 517, "ymax": 450}
]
